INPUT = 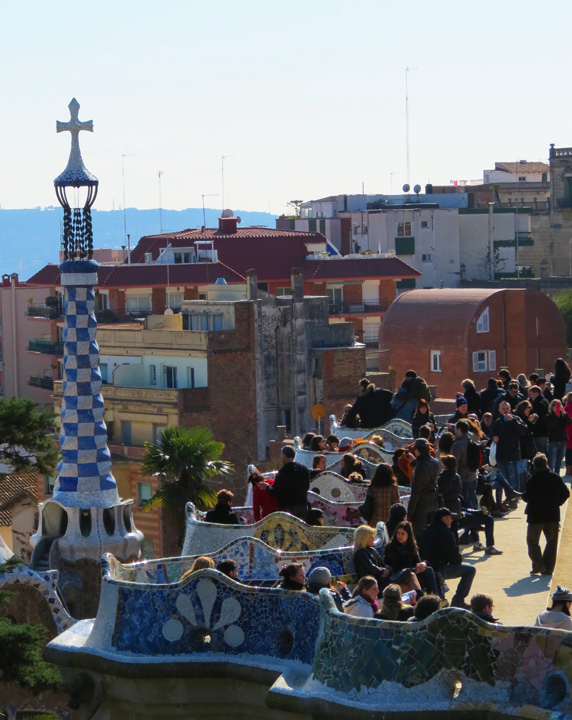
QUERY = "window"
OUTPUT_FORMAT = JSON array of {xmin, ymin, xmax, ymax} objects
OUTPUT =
[
  {"xmin": 488, "ymin": 350, "xmax": 497, "ymax": 371},
  {"xmin": 137, "ymin": 482, "xmax": 152, "ymax": 507},
  {"xmin": 476, "ymin": 307, "xmax": 489, "ymax": 333},
  {"xmin": 472, "ymin": 351, "xmax": 488, "ymax": 372},
  {"xmin": 174, "ymin": 251, "xmax": 193, "ymax": 264},
  {"xmin": 198, "ymin": 292, "xmax": 207, "ymax": 300},
  {"xmin": 276, "ymin": 287, "xmax": 292, "ymax": 297},
  {"xmin": 397, "ymin": 221, "xmax": 412, "ymax": 237},
  {"xmin": 518, "ymin": 176, "xmax": 526, "ymax": 182},
  {"xmin": 212, "ymin": 314, "xmax": 223, "ymax": 330},
  {"xmin": 187, "ymin": 367, "xmax": 195, "ymax": 388},
  {"xmin": 363, "ymin": 321, "xmax": 380, "ymax": 343},
  {"xmin": 121, "ymin": 420, "xmax": 132, "ymax": 445},
  {"xmin": 395, "ymin": 237, "xmax": 415, "ymax": 255},
  {"xmin": 327, "ymin": 287, "xmax": 343, "ymax": 312},
  {"xmin": 422, "ymin": 253, "xmax": 433, "ymax": 263},
  {"xmin": 421, "ymin": 220, "xmax": 429, "ymax": 229},
  {"xmin": 164, "ymin": 366, "xmax": 178, "ymax": 389},
  {"xmin": 167, "ymin": 292, "xmax": 183, "ymax": 309},
  {"xmin": 125, "ymin": 295, "xmax": 152, "ymax": 313},
  {"xmin": 44, "ymin": 475, "xmax": 55, "ymax": 496},
  {"xmin": 100, "ymin": 362, "xmax": 108, "ymax": 383},
  {"xmin": 430, "ymin": 350, "xmax": 442, "ymax": 372},
  {"xmin": 149, "ymin": 364, "xmax": 157, "ymax": 385}
]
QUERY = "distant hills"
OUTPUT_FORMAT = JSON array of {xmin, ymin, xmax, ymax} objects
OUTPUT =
[{"xmin": 0, "ymin": 207, "xmax": 278, "ymax": 280}]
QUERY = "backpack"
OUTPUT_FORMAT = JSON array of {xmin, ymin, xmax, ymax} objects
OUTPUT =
[{"xmin": 466, "ymin": 441, "xmax": 485, "ymax": 472}]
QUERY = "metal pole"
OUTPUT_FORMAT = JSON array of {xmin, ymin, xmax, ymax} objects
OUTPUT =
[
  {"xmin": 122, "ymin": 154, "xmax": 128, "ymax": 247},
  {"xmin": 158, "ymin": 170, "xmax": 164, "ymax": 234}
]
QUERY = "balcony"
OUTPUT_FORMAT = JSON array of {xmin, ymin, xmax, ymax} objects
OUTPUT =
[
  {"xmin": 27, "ymin": 304, "xmax": 63, "ymax": 319},
  {"xmin": 29, "ymin": 375, "xmax": 54, "ymax": 390},
  {"xmin": 556, "ymin": 198, "xmax": 572, "ymax": 210},
  {"xmin": 28, "ymin": 339, "xmax": 64, "ymax": 355},
  {"xmin": 329, "ymin": 302, "xmax": 389, "ymax": 316}
]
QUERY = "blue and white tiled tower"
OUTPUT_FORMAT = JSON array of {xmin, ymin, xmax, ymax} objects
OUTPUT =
[{"xmin": 31, "ymin": 100, "xmax": 142, "ymax": 594}]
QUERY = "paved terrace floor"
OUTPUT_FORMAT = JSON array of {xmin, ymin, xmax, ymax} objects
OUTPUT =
[{"xmin": 443, "ymin": 475, "xmax": 572, "ymax": 626}]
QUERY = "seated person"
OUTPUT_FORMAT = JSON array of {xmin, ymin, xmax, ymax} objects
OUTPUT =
[
  {"xmin": 411, "ymin": 594, "xmax": 442, "ymax": 621},
  {"xmin": 343, "ymin": 576, "xmax": 379, "ymax": 618},
  {"xmin": 205, "ymin": 489, "xmax": 239, "ymax": 525},
  {"xmin": 385, "ymin": 503, "xmax": 407, "ymax": 539},
  {"xmin": 384, "ymin": 521, "xmax": 439, "ymax": 596},
  {"xmin": 338, "ymin": 437, "xmax": 354, "ymax": 453},
  {"xmin": 310, "ymin": 454, "xmax": 327, "ymax": 479},
  {"xmin": 377, "ymin": 583, "xmax": 415, "ymax": 621},
  {"xmin": 310, "ymin": 435, "xmax": 328, "ymax": 452},
  {"xmin": 249, "ymin": 470, "xmax": 280, "ymax": 521},
  {"xmin": 180, "ymin": 556, "xmax": 214, "ymax": 581},
  {"xmin": 418, "ymin": 508, "xmax": 476, "ymax": 609},
  {"xmin": 353, "ymin": 525, "xmax": 391, "ymax": 590},
  {"xmin": 301, "ymin": 432, "xmax": 316, "ymax": 450},
  {"xmin": 305, "ymin": 508, "xmax": 324, "ymax": 526},
  {"xmin": 216, "ymin": 559, "xmax": 239, "ymax": 580},
  {"xmin": 340, "ymin": 403, "xmax": 359, "ymax": 429},
  {"xmin": 470, "ymin": 593, "xmax": 499, "ymax": 623},
  {"xmin": 535, "ymin": 585, "xmax": 572, "ymax": 631},
  {"xmin": 457, "ymin": 507, "xmax": 503, "ymax": 556},
  {"xmin": 369, "ymin": 434, "xmax": 386, "ymax": 449},
  {"xmin": 326, "ymin": 434, "xmax": 340, "ymax": 452},
  {"xmin": 279, "ymin": 563, "xmax": 306, "ymax": 591},
  {"xmin": 306, "ymin": 566, "xmax": 351, "ymax": 611},
  {"xmin": 340, "ymin": 453, "xmax": 367, "ymax": 480}
]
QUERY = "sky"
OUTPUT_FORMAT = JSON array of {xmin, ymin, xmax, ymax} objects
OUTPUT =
[{"xmin": 0, "ymin": 0, "xmax": 569, "ymax": 216}]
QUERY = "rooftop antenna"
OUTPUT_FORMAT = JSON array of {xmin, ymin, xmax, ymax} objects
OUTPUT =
[
  {"xmin": 158, "ymin": 170, "xmax": 164, "ymax": 233},
  {"xmin": 202, "ymin": 193, "xmax": 219, "ymax": 227},
  {"xmin": 221, "ymin": 155, "xmax": 233, "ymax": 210},
  {"xmin": 405, "ymin": 66, "xmax": 417, "ymax": 186}
]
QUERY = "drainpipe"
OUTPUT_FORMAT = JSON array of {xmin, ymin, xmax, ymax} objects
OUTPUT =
[
  {"xmin": 10, "ymin": 273, "xmax": 18, "ymax": 397},
  {"xmin": 488, "ymin": 203, "xmax": 495, "ymax": 281}
]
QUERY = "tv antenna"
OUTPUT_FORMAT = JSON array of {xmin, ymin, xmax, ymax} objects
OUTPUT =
[
  {"xmin": 158, "ymin": 170, "xmax": 164, "ymax": 233},
  {"xmin": 405, "ymin": 66, "xmax": 417, "ymax": 186}
]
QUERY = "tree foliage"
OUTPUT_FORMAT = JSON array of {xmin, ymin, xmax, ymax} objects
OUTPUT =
[
  {"xmin": 554, "ymin": 289, "xmax": 572, "ymax": 345},
  {"xmin": 0, "ymin": 558, "xmax": 61, "ymax": 694},
  {"xmin": 142, "ymin": 426, "xmax": 233, "ymax": 543},
  {"xmin": 0, "ymin": 397, "xmax": 58, "ymax": 477}
]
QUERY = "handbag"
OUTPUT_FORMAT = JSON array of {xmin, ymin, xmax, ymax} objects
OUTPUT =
[
  {"xmin": 489, "ymin": 440, "xmax": 497, "ymax": 467},
  {"xmin": 359, "ymin": 492, "xmax": 374, "ymax": 522}
]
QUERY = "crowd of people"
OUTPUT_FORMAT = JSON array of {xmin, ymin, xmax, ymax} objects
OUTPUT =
[{"xmin": 188, "ymin": 360, "xmax": 572, "ymax": 630}]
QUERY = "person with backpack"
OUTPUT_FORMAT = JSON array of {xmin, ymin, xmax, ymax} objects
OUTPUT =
[{"xmin": 451, "ymin": 420, "xmax": 480, "ymax": 509}]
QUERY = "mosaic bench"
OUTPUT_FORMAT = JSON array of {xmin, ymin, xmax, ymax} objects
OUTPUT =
[
  {"xmin": 267, "ymin": 590, "xmax": 572, "ymax": 717},
  {"xmin": 294, "ymin": 440, "xmax": 393, "ymax": 472},
  {"xmin": 330, "ymin": 414, "xmax": 413, "ymax": 441},
  {"xmin": 182, "ymin": 505, "xmax": 356, "ymax": 556},
  {"xmin": 103, "ymin": 534, "xmax": 363, "ymax": 585}
]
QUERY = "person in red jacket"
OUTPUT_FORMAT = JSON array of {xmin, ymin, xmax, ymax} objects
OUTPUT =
[{"xmin": 249, "ymin": 470, "xmax": 280, "ymax": 521}]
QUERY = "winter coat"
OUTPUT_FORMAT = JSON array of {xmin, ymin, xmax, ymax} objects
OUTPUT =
[
  {"xmin": 369, "ymin": 484, "xmax": 401, "ymax": 526},
  {"xmin": 392, "ymin": 381, "xmax": 417, "ymax": 423},
  {"xmin": 438, "ymin": 468, "xmax": 462, "ymax": 519},
  {"xmin": 418, "ymin": 518, "xmax": 463, "ymax": 575},
  {"xmin": 546, "ymin": 411, "xmax": 572, "ymax": 444},
  {"xmin": 344, "ymin": 594, "xmax": 376, "ymax": 618},
  {"xmin": 354, "ymin": 546, "xmax": 391, "ymax": 583},
  {"xmin": 552, "ymin": 364, "xmax": 571, "ymax": 401},
  {"xmin": 343, "ymin": 384, "xmax": 394, "ymax": 429},
  {"xmin": 522, "ymin": 468, "xmax": 570, "ymax": 524},
  {"xmin": 268, "ymin": 461, "xmax": 310, "ymax": 510},
  {"xmin": 480, "ymin": 383, "xmax": 503, "ymax": 414},
  {"xmin": 463, "ymin": 386, "xmax": 481, "ymax": 416},
  {"xmin": 535, "ymin": 610, "xmax": 572, "ymax": 631},
  {"xmin": 205, "ymin": 503, "xmax": 239, "ymax": 525},
  {"xmin": 451, "ymin": 433, "xmax": 477, "ymax": 484},
  {"xmin": 515, "ymin": 411, "xmax": 537, "ymax": 460},
  {"xmin": 252, "ymin": 479, "xmax": 280, "ymax": 521},
  {"xmin": 530, "ymin": 394, "xmax": 549, "ymax": 437},
  {"xmin": 408, "ymin": 455, "xmax": 440, "ymax": 520},
  {"xmin": 411, "ymin": 412, "xmax": 436, "ymax": 440},
  {"xmin": 492, "ymin": 415, "xmax": 527, "ymax": 462},
  {"xmin": 384, "ymin": 541, "xmax": 421, "ymax": 573}
]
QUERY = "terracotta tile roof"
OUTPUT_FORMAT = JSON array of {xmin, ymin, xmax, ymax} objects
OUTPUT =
[
  {"xmin": 27, "ymin": 262, "xmax": 245, "ymax": 287},
  {"xmin": 495, "ymin": 162, "xmax": 549, "ymax": 174},
  {"xmin": 303, "ymin": 257, "xmax": 421, "ymax": 280},
  {"xmin": 0, "ymin": 471, "xmax": 38, "ymax": 527}
]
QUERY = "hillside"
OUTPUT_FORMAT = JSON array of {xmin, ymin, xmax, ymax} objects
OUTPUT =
[{"xmin": 0, "ymin": 207, "xmax": 278, "ymax": 280}]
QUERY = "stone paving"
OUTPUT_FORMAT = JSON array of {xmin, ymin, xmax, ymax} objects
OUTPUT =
[{"xmin": 444, "ymin": 477, "xmax": 571, "ymax": 627}]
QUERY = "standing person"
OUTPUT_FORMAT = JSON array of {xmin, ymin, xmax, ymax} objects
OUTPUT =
[
  {"xmin": 451, "ymin": 420, "xmax": 479, "ymax": 509},
  {"xmin": 515, "ymin": 399, "xmax": 537, "ymax": 489},
  {"xmin": 564, "ymin": 392, "xmax": 572, "ymax": 476},
  {"xmin": 491, "ymin": 381, "xmax": 522, "ymax": 418},
  {"xmin": 265, "ymin": 446, "xmax": 310, "ymax": 519},
  {"xmin": 418, "ymin": 508, "xmax": 476, "ymax": 609},
  {"xmin": 535, "ymin": 586, "xmax": 572, "ymax": 631},
  {"xmin": 528, "ymin": 385, "xmax": 550, "ymax": 456},
  {"xmin": 461, "ymin": 379, "xmax": 481, "ymax": 418},
  {"xmin": 522, "ymin": 453, "xmax": 570, "ymax": 575},
  {"xmin": 407, "ymin": 438, "xmax": 440, "ymax": 537},
  {"xmin": 411, "ymin": 399, "xmax": 436, "ymax": 441},
  {"xmin": 537, "ymin": 377, "xmax": 554, "ymax": 403},
  {"xmin": 516, "ymin": 373, "xmax": 530, "ymax": 398},
  {"xmin": 342, "ymin": 377, "xmax": 394, "ymax": 429},
  {"xmin": 480, "ymin": 378, "xmax": 503, "ymax": 415},
  {"xmin": 249, "ymin": 470, "xmax": 280, "ymax": 521},
  {"xmin": 551, "ymin": 358, "xmax": 572, "ymax": 401},
  {"xmin": 448, "ymin": 397, "xmax": 469, "ymax": 427},
  {"xmin": 366, "ymin": 462, "xmax": 401, "ymax": 527},
  {"xmin": 546, "ymin": 399, "xmax": 572, "ymax": 474},
  {"xmin": 498, "ymin": 369, "xmax": 512, "ymax": 390},
  {"xmin": 438, "ymin": 454, "xmax": 462, "ymax": 519},
  {"xmin": 492, "ymin": 400, "xmax": 527, "ymax": 491}
]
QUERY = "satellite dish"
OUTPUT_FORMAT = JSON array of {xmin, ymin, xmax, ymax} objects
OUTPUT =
[
  {"xmin": 402, "ymin": 184, "xmax": 410, "ymax": 193},
  {"xmin": 236, "ymin": 216, "xmax": 242, "ymax": 223},
  {"xmin": 221, "ymin": 209, "xmax": 234, "ymax": 218},
  {"xmin": 414, "ymin": 184, "xmax": 421, "ymax": 194}
]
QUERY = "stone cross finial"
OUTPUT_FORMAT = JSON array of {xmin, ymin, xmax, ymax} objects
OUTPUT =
[{"xmin": 55, "ymin": 98, "xmax": 97, "ymax": 186}]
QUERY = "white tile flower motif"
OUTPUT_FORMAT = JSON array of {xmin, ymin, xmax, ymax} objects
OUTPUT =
[{"xmin": 161, "ymin": 578, "xmax": 244, "ymax": 647}]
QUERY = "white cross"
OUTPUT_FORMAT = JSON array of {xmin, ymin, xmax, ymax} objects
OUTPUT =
[{"xmin": 56, "ymin": 98, "xmax": 93, "ymax": 158}]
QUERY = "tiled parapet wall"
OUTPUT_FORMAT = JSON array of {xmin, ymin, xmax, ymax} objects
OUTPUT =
[
  {"xmin": 277, "ymin": 591, "xmax": 572, "ymax": 716},
  {"xmin": 103, "ymin": 534, "xmax": 362, "ymax": 585},
  {"xmin": 308, "ymin": 471, "xmax": 368, "ymax": 502},
  {"xmin": 0, "ymin": 566, "xmax": 76, "ymax": 634},
  {"xmin": 182, "ymin": 505, "xmax": 356, "ymax": 556},
  {"xmin": 294, "ymin": 444, "xmax": 392, "ymax": 472},
  {"xmin": 72, "ymin": 568, "xmax": 321, "ymax": 667},
  {"xmin": 329, "ymin": 415, "xmax": 413, "ymax": 441}
]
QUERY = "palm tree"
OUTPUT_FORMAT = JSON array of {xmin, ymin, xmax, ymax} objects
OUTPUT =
[{"xmin": 141, "ymin": 426, "xmax": 233, "ymax": 553}]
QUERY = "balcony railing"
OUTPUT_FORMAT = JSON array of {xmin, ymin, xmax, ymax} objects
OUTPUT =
[
  {"xmin": 556, "ymin": 198, "xmax": 572, "ymax": 210},
  {"xmin": 29, "ymin": 375, "xmax": 54, "ymax": 390},
  {"xmin": 28, "ymin": 338, "xmax": 64, "ymax": 355},
  {"xmin": 27, "ymin": 304, "xmax": 63, "ymax": 319},
  {"xmin": 329, "ymin": 302, "xmax": 388, "ymax": 316}
]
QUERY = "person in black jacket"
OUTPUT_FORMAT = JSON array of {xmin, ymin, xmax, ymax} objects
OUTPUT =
[
  {"xmin": 461, "ymin": 379, "xmax": 481, "ymax": 418},
  {"xmin": 384, "ymin": 520, "xmax": 439, "ymax": 595},
  {"xmin": 522, "ymin": 453, "xmax": 570, "ymax": 574},
  {"xmin": 342, "ymin": 377, "xmax": 394, "ymax": 429},
  {"xmin": 551, "ymin": 358, "xmax": 572, "ymax": 401},
  {"xmin": 492, "ymin": 400, "xmax": 527, "ymax": 491},
  {"xmin": 528, "ymin": 385, "xmax": 550, "ymax": 456},
  {"xmin": 418, "ymin": 508, "xmax": 476, "ymax": 608},
  {"xmin": 266, "ymin": 446, "xmax": 310, "ymax": 519},
  {"xmin": 480, "ymin": 378, "xmax": 503, "ymax": 415},
  {"xmin": 205, "ymin": 489, "xmax": 239, "ymax": 525},
  {"xmin": 408, "ymin": 438, "xmax": 440, "ymax": 537}
]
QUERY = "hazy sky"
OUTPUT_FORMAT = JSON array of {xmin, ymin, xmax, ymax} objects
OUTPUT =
[{"xmin": 0, "ymin": 1, "xmax": 568, "ymax": 215}]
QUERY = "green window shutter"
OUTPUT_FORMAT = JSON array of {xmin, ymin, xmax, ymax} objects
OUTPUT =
[
  {"xmin": 320, "ymin": 218, "xmax": 326, "ymax": 235},
  {"xmin": 309, "ymin": 219, "xmax": 317, "ymax": 232},
  {"xmin": 289, "ymin": 219, "xmax": 295, "ymax": 230},
  {"xmin": 395, "ymin": 236, "xmax": 415, "ymax": 255}
]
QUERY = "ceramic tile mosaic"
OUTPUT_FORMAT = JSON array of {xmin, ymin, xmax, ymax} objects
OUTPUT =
[
  {"xmin": 294, "ymin": 443, "xmax": 392, "ymax": 473},
  {"xmin": 0, "ymin": 566, "xmax": 75, "ymax": 634},
  {"xmin": 329, "ymin": 414, "xmax": 413, "ymax": 441},
  {"xmin": 182, "ymin": 506, "xmax": 357, "ymax": 556}
]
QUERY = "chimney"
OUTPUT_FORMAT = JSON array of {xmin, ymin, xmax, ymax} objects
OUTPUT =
[
  {"xmin": 291, "ymin": 267, "xmax": 303, "ymax": 301},
  {"xmin": 247, "ymin": 269, "xmax": 258, "ymax": 301},
  {"xmin": 218, "ymin": 209, "xmax": 240, "ymax": 234}
]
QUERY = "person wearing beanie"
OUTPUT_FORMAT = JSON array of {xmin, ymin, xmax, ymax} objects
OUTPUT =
[
  {"xmin": 408, "ymin": 437, "xmax": 440, "ymax": 536},
  {"xmin": 448, "ymin": 397, "xmax": 469, "ymax": 427},
  {"xmin": 306, "ymin": 566, "xmax": 351, "ymax": 611},
  {"xmin": 535, "ymin": 585, "xmax": 572, "ymax": 630}
]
